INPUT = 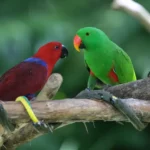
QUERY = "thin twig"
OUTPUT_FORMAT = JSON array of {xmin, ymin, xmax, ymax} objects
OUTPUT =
[{"xmin": 112, "ymin": 0, "xmax": 150, "ymax": 32}]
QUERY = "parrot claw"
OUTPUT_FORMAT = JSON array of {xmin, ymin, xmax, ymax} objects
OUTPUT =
[
  {"xmin": 98, "ymin": 91, "xmax": 116, "ymax": 105},
  {"xmin": 86, "ymin": 88, "xmax": 91, "ymax": 91},
  {"xmin": 33, "ymin": 121, "xmax": 53, "ymax": 132},
  {"xmin": 0, "ymin": 104, "xmax": 15, "ymax": 132},
  {"xmin": 33, "ymin": 120, "xmax": 48, "ymax": 128},
  {"xmin": 89, "ymin": 90, "xmax": 116, "ymax": 104}
]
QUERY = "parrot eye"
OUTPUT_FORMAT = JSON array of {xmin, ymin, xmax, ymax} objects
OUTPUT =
[
  {"xmin": 54, "ymin": 45, "xmax": 60, "ymax": 50},
  {"xmin": 86, "ymin": 32, "xmax": 90, "ymax": 36}
]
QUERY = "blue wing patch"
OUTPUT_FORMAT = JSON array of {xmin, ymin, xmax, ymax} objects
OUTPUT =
[{"xmin": 24, "ymin": 57, "xmax": 48, "ymax": 68}]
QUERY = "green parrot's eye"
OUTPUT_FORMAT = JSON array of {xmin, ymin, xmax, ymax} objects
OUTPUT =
[{"xmin": 86, "ymin": 32, "xmax": 90, "ymax": 36}]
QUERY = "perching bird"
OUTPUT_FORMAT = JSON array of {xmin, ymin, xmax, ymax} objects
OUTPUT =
[
  {"xmin": 73, "ymin": 27, "xmax": 145, "ymax": 131},
  {"xmin": 0, "ymin": 41, "xmax": 68, "ymax": 131},
  {"xmin": 74, "ymin": 27, "xmax": 136, "ymax": 88}
]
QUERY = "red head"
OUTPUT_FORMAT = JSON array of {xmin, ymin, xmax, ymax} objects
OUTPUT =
[{"xmin": 34, "ymin": 41, "xmax": 68, "ymax": 75}]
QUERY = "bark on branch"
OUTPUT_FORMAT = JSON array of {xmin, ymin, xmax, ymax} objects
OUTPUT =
[
  {"xmin": 1, "ymin": 76, "xmax": 150, "ymax": 149},
  {"xmin": 2, "ymin": 98, "xmax": 150, "ymax": 123}
]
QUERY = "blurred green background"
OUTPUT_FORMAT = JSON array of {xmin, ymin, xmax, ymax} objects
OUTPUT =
[{"xmin": 0, "ymin": 0, "xmax": 150, "ymax": 149}]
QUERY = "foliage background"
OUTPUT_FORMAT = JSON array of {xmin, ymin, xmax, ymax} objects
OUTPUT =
[{"xmin": 0, "ymin": 0, "xmax": 150, "ymax": 149}]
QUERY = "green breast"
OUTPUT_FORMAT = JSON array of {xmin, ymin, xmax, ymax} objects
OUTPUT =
[{"xmin": 84, "ymin": 50, "xmax": 114, "ymax": 84}]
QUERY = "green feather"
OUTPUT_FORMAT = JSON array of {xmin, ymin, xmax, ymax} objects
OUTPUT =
[{"xmin": 76, "ymin": 27, "xmax": 136, "ymax": 88}]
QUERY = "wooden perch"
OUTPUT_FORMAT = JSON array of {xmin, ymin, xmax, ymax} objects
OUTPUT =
[
  {"xmin": 1, "ymin": 98, "xmax": 150, "ymax": 123},
  {"xmin": 112, "ymin": 0, "xmax": 150, "ymax": 32},
  {"xmin": 1, "ymin": 76, "xmax": 150, "ymax": 149},
  {"xmin": 3, "ymin": 77, "xmax": 150, "ymax": 123},
  {"xmin": 36, "ymin": 73, "xmax": 63, "ymax": 101}
]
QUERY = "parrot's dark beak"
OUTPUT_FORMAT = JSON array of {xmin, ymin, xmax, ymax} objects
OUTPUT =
[
  {"xmin": 60, "ymin": 45, "xmax": 68, "ymax": 58},
  {"xmin": 79, "ymin": 42, "xmax": 86, "ymax": 49}
]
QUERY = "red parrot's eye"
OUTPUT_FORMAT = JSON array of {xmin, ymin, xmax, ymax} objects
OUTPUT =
[
  {"xmin": 86, "ymin": 32, "xmax": 90, "ymax": 36},
  {"xmin": 54, "ymin": 45, "xmax": 60, "ymax": 50}
]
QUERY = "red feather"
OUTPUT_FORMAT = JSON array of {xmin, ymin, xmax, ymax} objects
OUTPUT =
[
  {"xmin": 0, "ymin": 62, "xmax": 47, "ymax": 101},
  {"xmin": 108, "ymin": 67, "xmax": 119, "ymax": 83},
  {"xmin": 0, "ymin": 42, "xmax": 64, "ymax": 101},
  {"xmin": 90, "ymin": 70, "xmax": 95, "ymax": 76}
]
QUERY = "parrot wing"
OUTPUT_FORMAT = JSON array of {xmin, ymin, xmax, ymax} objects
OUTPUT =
[
  {"xmin": 0, "ymin": 61, "xmax": 48, "ymax": 101},
  {"xmin": 85, "ymin": 60, "xmax": 103, "ymax": 84},
  {"xmin": 113, "ymin": 44, "xmax": 136, "ymax": 83}
]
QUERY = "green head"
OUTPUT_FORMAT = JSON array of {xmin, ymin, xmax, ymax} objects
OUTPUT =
[{"xmin": 73, "ymin": 27, "xmax": 109, "ymax": 52}]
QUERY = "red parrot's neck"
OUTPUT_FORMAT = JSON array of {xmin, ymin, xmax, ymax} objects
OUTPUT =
[{"xmin": 33, "ymin": 53, "xmax": 58, "ymax": 77}]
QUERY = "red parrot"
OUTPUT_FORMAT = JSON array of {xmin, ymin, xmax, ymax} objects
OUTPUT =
[
  {"xmin": 0, "ymin": 42, "xmax": 68, "ymax": 101},
  {"xmin": 0, "ymin": 41, "xmax": 68, "ymax": 131}
]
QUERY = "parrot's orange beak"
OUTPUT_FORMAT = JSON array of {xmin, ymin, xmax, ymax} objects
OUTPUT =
[{"xmin": 73, "ymin": 35, "xmax": 82, "ymax": 52}]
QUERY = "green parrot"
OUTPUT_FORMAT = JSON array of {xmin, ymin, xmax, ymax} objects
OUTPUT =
[
  {"xmin": 74, "ymin": 27, "xmax": 136, "ymax": 89},
  {"xmin": 73, "ymin": 27, "xmax": 145, "ymax": 131}
]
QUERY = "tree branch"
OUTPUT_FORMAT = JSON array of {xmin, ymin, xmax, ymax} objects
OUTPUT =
[
  {"xmin": 36, "ymin": 73, "xmax": 63, "ymax": 101},
  {"xmin": 77, "ymin": 77, "xmax": 150, "ymax": 100},
  {"xmin": 1, "ymin": 76, "xmax": 150, "ymax": 149},
  {"xmin": 112, "ymin": 0, "xmax": 150, "ymax": 32},
  {"xmin": 1, "ymin": 98, "xmax": 150, "ymax": 123}
]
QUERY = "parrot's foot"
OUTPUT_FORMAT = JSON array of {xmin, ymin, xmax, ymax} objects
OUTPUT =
[
  {"xmin": 86, "ymin": 88, "xmax": 91, "ymax": 91},
  {"xmin": 0, "ymin": 104, "xmax": 15, "ymax": 132},
  {"xmin": 25, "ymin": 94, "xmax": 36, "ymax": 100},
  {"xmin": 16, "ymin": 96, "xmax": 52, "ymax": 132},
  {"xmin": 95, "ymin": 90, "xmax": 147, "ymax": 131},
  {"xmin": 33, "ymin": 121, "xmax": 53, "ymax": 132}
]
